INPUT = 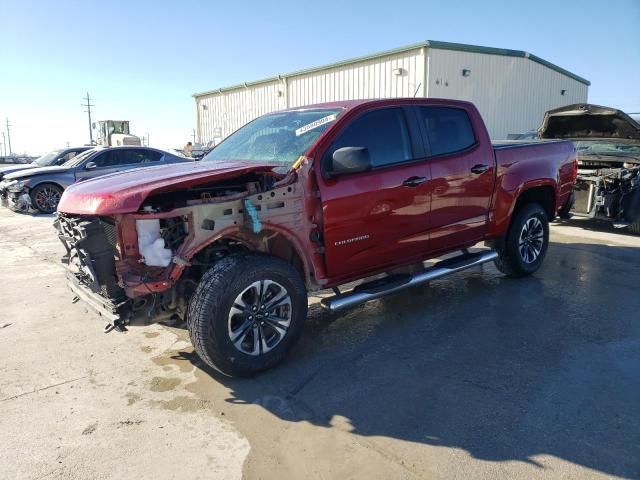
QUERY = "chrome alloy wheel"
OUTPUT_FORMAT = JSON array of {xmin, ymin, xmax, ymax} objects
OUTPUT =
[
  {"xmin": 34, "ymin": 186, "xmax": 61, "ymax": 211},
  {"xmin": 518, "ymin": 217, "xmax": 544, "ymax": 264},
  {"xmin": 227, "ymin": 280, "xmax": 292, "ymax": 356}
]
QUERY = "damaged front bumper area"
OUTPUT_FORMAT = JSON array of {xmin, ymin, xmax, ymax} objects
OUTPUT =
[
  {"xmin": 0, "ymin": 182, "xmax": 31, "ymax": 212},
  {"xmin": 55, "ymin": 214, "xmax": 133, "ymax": 331},
  {"xmin": 55, "ymin": 214, "xmax": 188, "ymax": 331}
]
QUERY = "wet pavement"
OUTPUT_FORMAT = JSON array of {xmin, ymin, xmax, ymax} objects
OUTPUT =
[{"xmin": 1, "ymin": 209, "xmax": 638, "ymax": 479}]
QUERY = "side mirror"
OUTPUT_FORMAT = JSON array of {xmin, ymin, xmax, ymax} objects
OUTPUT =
[
  {"xmin": 85, "ymin": 162, "xmax": 97, "ymax": 170},
  {"xmin": 326, "ymin": 147, "xmax": 371, "ymax": 178}
]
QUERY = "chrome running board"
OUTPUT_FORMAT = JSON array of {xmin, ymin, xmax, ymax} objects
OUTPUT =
[{"xmin": 321, "ymin": 250, "xmax": 498, "ymax": 312}]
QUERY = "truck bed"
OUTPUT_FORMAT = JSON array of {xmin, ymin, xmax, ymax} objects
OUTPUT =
[{"xmin": 492, "ymin": 139, "xmax": 568, "ymax": 150}]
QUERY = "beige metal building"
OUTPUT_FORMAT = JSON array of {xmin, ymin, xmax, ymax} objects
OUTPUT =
[{"xmin": 193, "ymin": 41, "xmax": 589, "ymax": 142}]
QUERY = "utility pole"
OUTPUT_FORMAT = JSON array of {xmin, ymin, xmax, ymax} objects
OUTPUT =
[
  {"xmin": 82, "ymin": 92, "xmax": 95, "ymax": 145},
  {"xmin": 191, "ymin": 129, "xmax": 196, "ymax": 144},
  {"xmin": 5, "ymin": 118, "xmax": 12, "ymax": 156}
]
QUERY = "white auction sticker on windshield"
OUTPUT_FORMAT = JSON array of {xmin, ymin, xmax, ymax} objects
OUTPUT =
[{"xmin": 295, "ymin": 114, "xmax": 337, "ymax": 136}]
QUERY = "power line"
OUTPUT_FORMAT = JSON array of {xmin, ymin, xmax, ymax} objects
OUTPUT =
[
  {"xmin": 5, "ymin": 118, "xmax": 12, "ymax": 156},
  {"xmin": 82, "ymin": 92, "xmax": 95, "ymax": 145}
]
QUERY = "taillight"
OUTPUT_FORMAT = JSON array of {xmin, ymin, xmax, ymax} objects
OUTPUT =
[{"xmin": 571, "ymin": 156, "xmax": 578, "ymax": 182}]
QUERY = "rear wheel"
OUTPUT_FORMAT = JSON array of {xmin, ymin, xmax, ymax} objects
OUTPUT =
[
  {"xmin": 30, "ymin": 183, "xmax": 63, "ymax": 213},
  {"xmin": 494, "ymin": 203, "xmax": 549, "ymax": 277},
  {"xmin": 187, "ymin": 254, "xmax": 308, "ymax": 377}
]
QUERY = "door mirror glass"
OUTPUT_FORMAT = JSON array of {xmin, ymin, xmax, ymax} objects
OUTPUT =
[
  {"xmin": 85, "ymin": 161, "xmax": 97, "ymax": 170},
  {"xmin": 328, "ymin": 147, "xmax": 371, "ymax": 178}
]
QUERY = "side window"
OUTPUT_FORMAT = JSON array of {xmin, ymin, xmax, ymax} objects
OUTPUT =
[
  {"xmin": 121, "ymin": 150, "xmax": 163, "ymax": 164},
  {"xmin": 120, "ymin": 150, "xmax": 144, "ymax": 165},
  {"xmin": 329, "ymin": 108, "xmax": 412, "ymax": 168},
  {"xmin": 139, "ymin": 150, "xmax": 163, "ymax": 163},
  {"xmin": 58, "ymin": 152, "xmax": 74, "ymax": 164},
  {"xmin": 92, "ymin": 151, "xmax": 120, "ymax": 168},
  {"xmin": 417, "ymin": 107, "xmax": 476, "ymax": 156}
]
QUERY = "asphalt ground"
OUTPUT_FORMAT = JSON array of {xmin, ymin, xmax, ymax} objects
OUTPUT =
[{"xmin": 1, "ymin": 208, "xmax": 638, "ymax": 480}]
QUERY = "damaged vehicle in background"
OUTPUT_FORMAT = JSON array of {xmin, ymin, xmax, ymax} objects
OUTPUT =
[
  {"xmin": 539, "ymin": 104, "xmax": 640, "ymax": 233},
  {"xmin": 0, "ymin": 147, "xmax": 189, "ymax": 213},
  {"xmin": 55, "ymin": 98, "xmax": 576, "ymax": 376}
]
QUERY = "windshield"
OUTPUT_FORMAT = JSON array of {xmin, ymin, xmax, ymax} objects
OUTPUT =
[
  {"xmin": 574, "ymin": 141, "xmax": 640, "ymax": 159},
  {"xmin": 203, "ymin": 108, "xmax": 344, "ymax": 166},
  {"xmin": 64, "ymin": 149, "xmax": 96, "ymax": 167},
  {"xmin": 32, "ymin": 150, "xmax": 63, "ymax": 167}
]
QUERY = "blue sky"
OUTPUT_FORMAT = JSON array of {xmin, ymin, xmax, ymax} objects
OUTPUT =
[{"xmin": 1, "ymin": 0, "xmax": 638, "ymax": 154}]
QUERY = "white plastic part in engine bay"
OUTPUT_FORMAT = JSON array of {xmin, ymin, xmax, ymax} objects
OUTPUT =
[{"xmin": 136, "ymin": 219, "xmax": 173, "ymax": 267}]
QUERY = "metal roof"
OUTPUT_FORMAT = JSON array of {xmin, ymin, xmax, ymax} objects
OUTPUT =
[{"xmin": 193, "ymin": 40, "xmax": 590, "ymax": 98}]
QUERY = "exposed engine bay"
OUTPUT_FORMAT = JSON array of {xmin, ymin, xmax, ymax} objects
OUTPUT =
[
  {"xmin": 538, "ymin": 103, "xmax": 640, "ymax": 231},
  {"xmin": 574, "ymin": 163, "xmax": 640, "ymax": 226}
]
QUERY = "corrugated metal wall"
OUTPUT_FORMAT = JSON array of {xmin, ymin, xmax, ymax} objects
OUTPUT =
[
  {"xmin": 196, "ymin": 80, "xmax": 287, "ymax": 142},
  {"xmin": 427, "ymin": 49, "xmax": 588, "ymax": 139},
  {"xmin": 195, "ymin": 46, "xmax": 588, "ymax": 143},
  {"xmin": 196, "ymin": 48, "xmax": 425, "ymax": 143},
  {"xmin": 287, "ymin": 50, "xmax": 425, "ymax": 108}
]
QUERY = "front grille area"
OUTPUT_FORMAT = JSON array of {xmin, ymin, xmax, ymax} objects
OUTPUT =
[{"xmin": 55, "ymin": 215, "xmax": 125, "ymax": 301}]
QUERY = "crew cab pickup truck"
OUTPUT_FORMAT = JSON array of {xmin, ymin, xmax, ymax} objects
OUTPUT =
[{"xmin": 55, "ymin": 99, "xmax": 576, "ymax": 376}]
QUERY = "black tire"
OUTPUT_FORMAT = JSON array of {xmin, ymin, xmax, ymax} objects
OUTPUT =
[
  {"xmin": 494, "ymin": 203, "xmax": 550, "ymax": 277},
  {"xmin": 557, "ymin": 192, "xmax": 574, "ymax": 220},
  {"xmin": 30, "ymin": 183, "xmax": 64, "ymax": 213},
  {"xmin": 187, "ymin": 254, "xmax": 308, "ymax": 377}
]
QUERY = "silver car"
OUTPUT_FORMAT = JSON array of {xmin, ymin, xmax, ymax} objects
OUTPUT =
[{"xmin": 0, "ymin": 146, "xmax": 190, "ymax": 213}]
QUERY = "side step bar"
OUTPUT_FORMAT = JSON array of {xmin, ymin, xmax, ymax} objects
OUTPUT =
[{"xmin": 320, "ymin": 250, "xmax": 499, "ymax": 312}]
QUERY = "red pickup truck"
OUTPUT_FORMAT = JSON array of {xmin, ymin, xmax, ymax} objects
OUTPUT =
[{"xmin": 55, "ymin": 98, "xmax": 576, "ymax": 376}]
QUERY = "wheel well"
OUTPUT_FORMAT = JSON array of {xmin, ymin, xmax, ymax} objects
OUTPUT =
[
  {"xmin": 29, "ymin": 181, "xmax": 64, "ymax": 194},
  {"xmin": 514, "ymin": 185, "xmax": 555, "ymax": 220},
  {"xmin": 190, "ymin": 230, "xmax": 307, "ymax": 285}
]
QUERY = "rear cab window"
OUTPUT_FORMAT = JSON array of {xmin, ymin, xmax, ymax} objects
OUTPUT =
[
  {"xmin": 327, "ymin": 107, "xmax": 413, "ymax": 168},
  {"xmin": 416, "ymin": 106, "xmax": 476, "ymax": 156}
]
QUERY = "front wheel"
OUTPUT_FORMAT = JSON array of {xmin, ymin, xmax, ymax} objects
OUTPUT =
[
  {"xmin": 187, "ymin": 254, "xmax": 308, "ymax": 376},
  {"xmin": 30, "ymin": 183, "xmax": 64, "ymax": 213},
  {"xmin": 494, "ymin": 203, "xmax": 550, "ymax": 277}
]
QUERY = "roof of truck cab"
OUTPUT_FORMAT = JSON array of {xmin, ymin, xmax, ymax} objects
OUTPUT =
[{"xmin": 279, "ymin": 98, "xmax": 474, "ymax": 112}]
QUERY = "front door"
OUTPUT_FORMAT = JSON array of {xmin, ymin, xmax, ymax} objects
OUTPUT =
[
  {"xmin": 317, "ymin": 106, "xmax": 432, "ymax": 280},
  {"xmin": 75, "ymin": 149, "xmax": 125, "ymax": 182}
]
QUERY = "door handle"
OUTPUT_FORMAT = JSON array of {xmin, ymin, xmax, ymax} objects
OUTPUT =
[
  {"xmin": 471, "ymin": 164, "xmax": 490, "ymax": 174},
  {"xmin": 402, "ymin": 176, "xmax": 427, "ymax": 187}
]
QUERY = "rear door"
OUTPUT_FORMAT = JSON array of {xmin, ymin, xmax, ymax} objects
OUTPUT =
[
  {"xmin": 415, "ymin": 105, "xmax": 495, "ymax": 251},
  {"xmin": 118, "ymin": 149, "xmax": 162, "ymax": 171},
  {"xmin": 317, "ymin": 106, "xmax": 432, "ymax": 280}
]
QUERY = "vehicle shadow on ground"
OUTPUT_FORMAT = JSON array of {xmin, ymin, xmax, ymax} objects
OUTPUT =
[
  {"xmin": 554, "ymin": 217, "xmax": 639, "ymax": 237},
  {"xmin": 181, "ymin": 241, "xmax": 640, "ymax": 478}
]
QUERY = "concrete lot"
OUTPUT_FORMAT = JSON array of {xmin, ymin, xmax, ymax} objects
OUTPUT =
[{"xmin": 0, "ymin": 208, "xmax": 638, "ymax": 480}]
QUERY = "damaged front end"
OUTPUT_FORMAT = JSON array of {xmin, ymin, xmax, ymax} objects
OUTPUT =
[
  {"xmin": 539, "ymin": 103, "xmax": 640, "ymax": 230},
  {"xmin": 54, "ymin": 165, "xmax": 315, "ymax": 332},
  {"xmin": 574, "ymin": 162, "xmax": 640, "ymax": 227},
  {"xmin": 55, "ymin": 213, "xmax": 194, "ymax": 332},
  {"xmin": 0, "ymin": 180, "xmax": 31, "ymax": 212}
]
